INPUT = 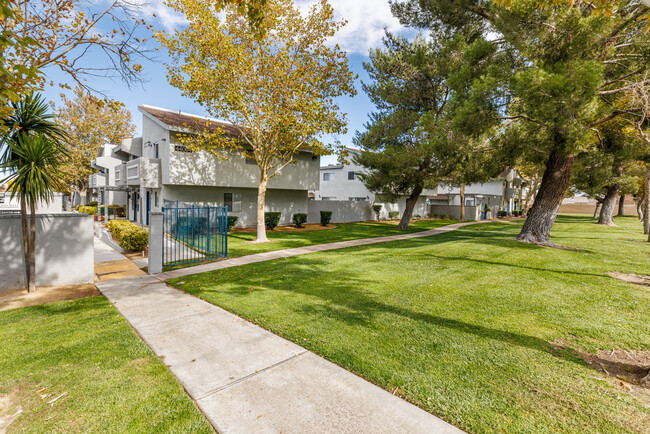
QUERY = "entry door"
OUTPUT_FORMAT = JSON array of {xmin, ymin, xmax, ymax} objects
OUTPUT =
[{"xmin": 146, "ymin": 191, "xmax": 151, "ymax": 226}]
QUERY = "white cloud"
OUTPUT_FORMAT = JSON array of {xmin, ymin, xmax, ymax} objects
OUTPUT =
[
  {"xmin": 135, "ymin": 0, "xmax": 408, "ymax": 53},
  {"xmin": 298, "ymin": 0, "xmax": 410, "ymax": 55}
]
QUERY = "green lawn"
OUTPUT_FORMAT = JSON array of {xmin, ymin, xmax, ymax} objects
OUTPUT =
[
  {"xmin": 164, "ymin": 218, "xmax": 459, "ymax": 271},
  {"xmin": 0, "ymin": 297, "xmax": 212, "ymax": 432},
  {"xmin": 170, "ymin": 215, "xmax": 650, "ymax": 433}
]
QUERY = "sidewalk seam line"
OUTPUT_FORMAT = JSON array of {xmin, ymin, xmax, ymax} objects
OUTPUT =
[{"xmin": 195, "ymin": 350, "xmax": 309, "ymax": 401}]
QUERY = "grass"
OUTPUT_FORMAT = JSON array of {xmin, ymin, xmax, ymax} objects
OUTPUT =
[
  {"xmin": 163, "ymin": 218, "xmax": 459, "ymax": 271},
  {"xmin": 169, "ymin": 215, "xmax": 650, "ymax": 433},
  {"xmin": 0, "ymin": 296, "xmax": 212, "ymax": 432}
]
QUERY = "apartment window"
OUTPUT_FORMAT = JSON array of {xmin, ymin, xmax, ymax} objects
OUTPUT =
[
  {"xmin": 465, "ymin": 197, "xmax": 475, "ymax": 206},
  {"xmin": 348, "ymin": 171, "xmax": 357, "ymax": 180},
  {"xmin": 322, "ymin": 196, "xmax": 336, "ymax": 201},
  {"xmin": 348, "ymin": 197, "xmax": 366, "ymax": 202},
  {"xmin": 154, "ymin": 192, "xmax": 159, "ymax": 207},
  {"xmin": 323, "ymin": 172, "xmax": 334, "ymax": 181},
  {"xmin": 154, "ymin": 142, "xmax": 159, "ymax": 158},
  {"xmin": 0, "ymin": 192, "xmax": 4, "ymax": 204},
  {"xmin": 245, "ymin": 157, "xmax": 257, "ymax": 165},
  {"xmin": 224, "ymin": 193, "xmax": 242, "ymax": 212}
]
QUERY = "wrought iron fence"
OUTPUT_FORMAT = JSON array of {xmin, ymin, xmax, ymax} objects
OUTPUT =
[{"xmin": 162, "ymin": 205, "xmax": 228, "ymax": 267}]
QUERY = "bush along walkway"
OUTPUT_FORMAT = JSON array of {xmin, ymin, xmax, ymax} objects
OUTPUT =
[
  {"xmin": 158, "ymin": 221, "xmax": 485, "ymax": 280},
  {"xmin": 95, "ymin": 221, "xmax": 487, "ymax": 432}
]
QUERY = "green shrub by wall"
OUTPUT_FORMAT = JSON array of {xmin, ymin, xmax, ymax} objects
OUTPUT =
[
  {"xmin": 265, "ymin": 212, "xmax": 281, "ymax": 230},
  {"xmin": 78, "ymin": 206, "xmax": 97, "ymax": 215},
  {"xmin": 388, "ymin": 211, "xmax": 399, "ymax": 219},
  {"xmin": 372, "ymin": 204, "xmax": 382, "ymax": 220},
  {"xmin": 292, "ymin": 213, "xmax": 307, "ymax": 228},
  {"xmin": 320, "ymin": 210, "xmax": 332, "ymax": 226},
  {"xmin": 227, "ymin": 216, "xmax": 239, "ymax": 231},
  {"xmin": 107, "ymin": 220, "xmax": 148, "ymax": 251}
]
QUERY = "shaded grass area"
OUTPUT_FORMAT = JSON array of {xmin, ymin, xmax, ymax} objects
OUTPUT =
[
  {"xmin": 163, "ymin": 218, "xmax": 459, "ymax": 271},
  {"xmin": 0, "ymin": 297, "xmax": 212, "ymax": 432},
  {"xmin": 170, "ymin": 215, "xmax": 650, "ymax": 433}
]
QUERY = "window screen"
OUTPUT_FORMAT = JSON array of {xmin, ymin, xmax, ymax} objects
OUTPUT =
[{"xmin": 224, "ymin": 193, "xmax": 242, "ymax": 212}]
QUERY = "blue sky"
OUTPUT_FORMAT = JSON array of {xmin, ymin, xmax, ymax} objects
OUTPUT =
[{"xmin": 39, "ymin": 0, "xmax": 414, "ymax": 165}]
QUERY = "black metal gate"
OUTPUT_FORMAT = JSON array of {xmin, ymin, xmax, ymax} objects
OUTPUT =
[{"xmin": 162, "ymin": 205, "xmax": 228, "ymax": 267}]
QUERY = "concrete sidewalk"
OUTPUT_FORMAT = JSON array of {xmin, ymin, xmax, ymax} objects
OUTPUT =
[
  {"xmin": 97, "ymin": 274, "xmax": 463, "ymax": 433},
  {"xmin": 158, "ymin": 220, "xmax": 483, "ymax": 280}
]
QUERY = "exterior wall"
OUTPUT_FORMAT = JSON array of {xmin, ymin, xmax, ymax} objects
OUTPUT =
[
  {"xmin": 161, "ymin": 185, "xmax": 309, "ymax": 227},
  {"xmin": 0, "ymin": 213, "xmax": 94, "ymax": 291},
  {"xmin": 430, "ymin": 205, "xmax": 481, "ymax": 220},
  {"xmin": 167, "ymin": 132, "xmax": 319, "ymax": 191},
  {"xmin": 374, "ymin": 195, "xmax": 430, "ymax": 220},
  {"xmin": 307, "ymin": 200, "xmax": 374, "ymax": 223},
  {"xmin": 439, "ymin": 181, "xmax": 504, "ymax": 197},
  {"xmin": 315, "ymin": 162, "xmax": 375, "ymax": 201}
]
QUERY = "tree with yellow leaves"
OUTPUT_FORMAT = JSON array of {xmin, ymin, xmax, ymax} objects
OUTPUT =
[
  {"xmin": 157, "ymin": 0, "xmax": 356, "ymax": 243},
  {"xmin": 52, "ymin": 86, "xmax": 135, "ymax": 204}
]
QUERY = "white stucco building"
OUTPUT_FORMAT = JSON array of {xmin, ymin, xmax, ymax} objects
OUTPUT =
[
  {"xmin": 90, "ymin": 105, "xmax": 320, "ymax": 227},
  {"xmin": 88, "ymin": 143, "xmax": 128, "ymax": 207},
  {"xmin": 312, "ymin": 148, "xmax": 527, "ymax": 220}
]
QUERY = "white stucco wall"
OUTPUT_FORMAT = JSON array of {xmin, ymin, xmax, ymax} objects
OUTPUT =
[
  {"xmin": 161, "ymin": 185, "xmax": 309, "ymax": 227},
  {"xmin": 0, "ymin": 213, "xmax": 94, "ymax": 291},
  {"xmin": 307, "ymin": 200, "xmax": 374, "ymax": 223}
]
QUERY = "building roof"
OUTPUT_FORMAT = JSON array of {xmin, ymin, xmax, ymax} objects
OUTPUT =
[{"xmin": 139, "ymin": 105, "xmax": 242, "ymax": 136}]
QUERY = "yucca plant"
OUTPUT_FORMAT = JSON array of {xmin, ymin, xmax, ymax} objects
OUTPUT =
[{"xmin": 0, "ymin": 94, "xmax": 68, "ymax": 292}]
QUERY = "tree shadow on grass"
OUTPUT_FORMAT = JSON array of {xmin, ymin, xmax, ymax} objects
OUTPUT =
[{"xmin": 191, "ymin": 258, "xmax": 586, "ymax": 368}]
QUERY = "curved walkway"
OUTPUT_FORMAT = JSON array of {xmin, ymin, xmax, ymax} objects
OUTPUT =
[
  {"xmin": 157, "ymin": 220, "xmax": 485, "ymax": 280},
  {"xmin": 97, "ymin": 221, "xmax": 484, "ymax": 433}
]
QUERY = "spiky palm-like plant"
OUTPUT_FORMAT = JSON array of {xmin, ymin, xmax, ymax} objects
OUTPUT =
[{"xmin": 0, "ymin": 94, "xmax": 67, "ymax": 292}]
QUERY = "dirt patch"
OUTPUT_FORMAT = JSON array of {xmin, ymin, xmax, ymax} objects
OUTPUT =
[
  {"xmin": 552, "ymin": 340, "xmax": 650, "ymax": 389},
  {"xmin": 232, "ymin": 223, "xmax": 338, "ymax": 233},
  {"xmin": 608, "ymin": 271, "xmax": 650, "ymax": 287},
  {"xmin": 0, "ymin": 284, "xmax": 99, "ymax": 312},
  {"xmin": 124, "ymin": 248, "xmax": 148, "ymax": 260},
  {"xmin": 0, "ymin": 387, "xmax": 23, "ymax": 432}
]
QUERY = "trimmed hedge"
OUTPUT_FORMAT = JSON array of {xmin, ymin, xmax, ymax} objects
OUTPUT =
[
  {"xmin": 497, "ymin": 210, "xmax": 508, "ymax": 218},
  {"xmin": 292, "ymin": 213, "xmax": 307, "ymax": 228},
  {"xmin": 320, "ymin": 210, "xmax": 332, "ymax": 226},
  {"xmin": 227, "ymin": 216, "xmax": 239, "ymax": 231},
  {"xmin": 107, "ymin": 220, "xmax": 148, "ymax": 252},
  {"xmin": 78, "ymin": 206, "xmax": 97, "ymax": 215},
  {"xmin": 388, "ymin": 211, "xmax": 399, "ymax": 219},
  {"xmin": 265, "ymin": 212, "xmax": 281, "ymax": 230}
]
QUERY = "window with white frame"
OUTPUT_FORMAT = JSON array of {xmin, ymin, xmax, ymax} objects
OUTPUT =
[
  {"xmin": 348, "ymin": 197, "xmax": 366, "ymax": 201},
  {"xmin": 323, "ymin": 172, "xmax": 334, "ymax": 181},
  {"xmin": 322, "ymin": 196, "xmax": 336, "ymax": 200},
  {"xmin": 348, "ymin": 171, "xmax": 358, "ymax": 180},
  {"xmin": 224, "ymin": 192, "xmax": 242, "ymax": 212}
]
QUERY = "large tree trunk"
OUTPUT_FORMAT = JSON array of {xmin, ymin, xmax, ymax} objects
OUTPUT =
[
  {"xmin": 617, "ymin": 194, "xmax": 625, "ymax": 216},
  {"xmin": 643, "ymin": 164, "xmax": 650, "ymax": 234},
  {"xmin": 20, "ymin": 196, "xmax": 30, "ymax": 291},
  {"xmin": 459, "ymin": 183, "xmax": 466, "ymax": 221},
  {"xmin": 397, "ymin": 184, "xmax": 423, "ymax": 229},
  {"xmin": 598, "ymin": 163, "xmax": 623, "ymax": 226},
  {"xmin": 254, "ymin": 175, "xmax": 270, "ymax": 243},
  {"xmin": 516, "ymin": 152, "xmax": 575, "ymax": 245},
  {"xmin": 28, "ymin": 201, "xmax": 36, "ymax": 293}
]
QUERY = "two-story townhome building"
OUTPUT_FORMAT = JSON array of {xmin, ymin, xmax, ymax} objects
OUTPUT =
[
  {"xmin": 88, "ymin": 143, "xmax": 128, "ymax": 208},
  {"xmin": 94, "ymin": 105, "xmax": 320, "ymax": 227},
  {"xmin": 432, "ymin": 169, "xmax": 527, "ymax": 218},
  {"xmin": 312, "ymin": 147, "xmax": 437, "ymax": 219}
]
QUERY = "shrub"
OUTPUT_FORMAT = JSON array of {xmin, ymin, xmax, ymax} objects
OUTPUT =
[
  {"xmin": 320, "ymin": 210, "xmax": 332, "ymax": 226},
  {"xmin": 388, "ymin": 211, "xmax": 399, "ymax": 219},
  {"xmin": 119, "ymin": 225, "xmax": 149, "ymax": 251},
  {"xmin": 513, "ymin": 210, "xmax": 522, "ymax": 217},
  {"xmin": 265, "ymin": 212, "xmax": 281, "ymax": 230},
  {"xmin": 497, "ymin": 210, "xmax": 508, "ymax": 218},
  {"xmin": 107, "ymin": 220, "xmax": 132, "ymax": 239},
  {"xmin": 227, "ymin": 216, "xmax": 239, "ymax": 231},
  {"xmin": 372, "ymin": 204, "xmax": 382, "ymax": 220},
  {"xmin": 413, "ymin": 214, "xmax": 421, "ymax": 219},
  {"xmin": 78, "ymin": 206, "xmax": 97, "ymax": 215},
  {"xmin": 292, "ymin": 213, "xmax": 307, "ymax": 228}
]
